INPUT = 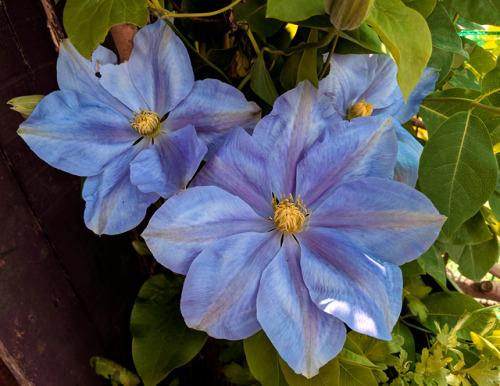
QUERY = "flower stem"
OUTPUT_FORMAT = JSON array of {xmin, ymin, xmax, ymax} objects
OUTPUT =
[
  {"xmin": 318, "ymin": 32, "xmax": 339, "ymax": 80},
  {"xmin": 424, "ymin": 96, "xmax": 500, "ymax": 115}
]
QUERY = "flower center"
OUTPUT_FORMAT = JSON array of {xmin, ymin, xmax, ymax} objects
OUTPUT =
[
  {"xmin": 347, "ymin": 99, "xmax": 374, "ymax": 120},
  {"xmin": 271, "ymin": 193, "xmax": 311, "ymax": 234},
  {"xmin": 130, "ymin": 108, "xmax": 161, "ymax": 138}
]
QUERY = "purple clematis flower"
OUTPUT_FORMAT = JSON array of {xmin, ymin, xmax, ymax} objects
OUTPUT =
[
  {"xmin": 319, "ymin": 54, "xmax": 439, "ymax": 187},
  {"xmin": 142, "ymin": 81, "xmax": 445, "ymax": 378},
  {"xmin": 18, "ymin": 19, "xmax": 260, "ymax": 235}
]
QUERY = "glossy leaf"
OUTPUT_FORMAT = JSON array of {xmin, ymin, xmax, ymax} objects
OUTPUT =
[
  {"xmin": 244, "ymin": 330, "xmax": 288, "ymax": 386},
  {"xmin": 419, "ymin": 111, "xmax": 497, "ymax": 237},
  {"xmin": 251, "ymin": 52, "xmax": 280, "ymax": 106},
  {"xmin": 452, "ymin": 0, "xmax": 500, "ymax": 25},
  {"xmin": 366, "ymin": 0, "xmax": 432, "ymax": 101},
  {"xmin": 131, "ymin": 274, "xmax": 207, "ymax": 386},
  {"xmin": 279, "ymin": 356, "xmax": 340, "ymax": 385},
  {"xmin": 418, "ymin": 245, "xmax": 447, "ymax": 289},
  {"xmin": 233, "ymin": 0, "xmax": 283, "ymax": 37},
  {"xmin": 422, "ymin": 292, "xmax": 486, "ymax": 339},
  {"xmin": 454, "ymin": 237, "xmax": 499, "ymax": 281},
  {"xmin": 63, "ymin": 0, "xmax": 148, "ymax": 59},
  {"xmin": 482, "ymin": 57, "xmax": 500, "ymax": 107},
  {"xmin": 266, "ymin": 0, "xmax": 325, "ymax": 22}
]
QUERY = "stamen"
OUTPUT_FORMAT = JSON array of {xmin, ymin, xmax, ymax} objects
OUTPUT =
[
  {"xmin": 130, "ymin": 108, "xmax": 162, "ymax": 138},
  {"xmin": 271, "ymin": 193, "xmax": 311, "ymax": 234},
  {"xmin": 347, "ymin": 99, "xmax": 374, "ymax": 120}
]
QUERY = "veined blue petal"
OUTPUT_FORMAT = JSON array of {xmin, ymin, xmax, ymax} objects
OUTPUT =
[
  {"xmin": 385, "ymin": 67, "xmax": 439, "ymax": 123},
  {"xmin": 142, "ymin": 186, "xmax": 271, "ymax": 274},
  {"xmin": 252, "ymin": 81, "xmax": 342, "ymax": 195},
  {"xmin": 393, "ymin": 123, "xmax": 423, "ymax": 187},
  {"xmin": 126, "ymin": 18, "xmax": 194, "ymax": 116},
  {"xmin": 99, "ymin": 60, "xmax": 149, "ymax": 114},
  {"xmin": 130, "ymin": 124, "xmax": 207, "ymax": 197},
  {"xmin": 311, "ymin": 178, "xmax": 445, "ymax": 265},
  {"xmin": 296, "ymin": 117, "xmax": 396, "ymax": 209},
  {"xmin": 18, "ymin": 90, "xmax": 139, "ymax": 177},
  {"xmin": 82, "ymin": 149, "xmax": 159, "ymax": 235},
  {"xmin": 165, "ymin": 79, "xmax": 261, "ymax": 157},
  {"xmin": 193, "ymin": 127, "xmax": 273, "ymax": 218},
  {"xmin": 299, "ymin": 228, "xmax": 403, "ymax": 340},
  {"xmin": 257, "ymin": 236, "xmax": 346, "ymax": 378},
  {"xmin": 181, "ymin": 231, "xmax": 280, "ymax": 339}
]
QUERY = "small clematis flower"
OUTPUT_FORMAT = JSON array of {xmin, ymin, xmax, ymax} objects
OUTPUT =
[
  {"xmin": 18, "ymin": 18, "xmax": 260, "ymax": 235},
  {"xmin": 143, "ymin": 81, "xmax": 445, "ymax": 378},
  {"xmin": 319, "ymin": 54, "xmax": 439, "ymax": 187}
]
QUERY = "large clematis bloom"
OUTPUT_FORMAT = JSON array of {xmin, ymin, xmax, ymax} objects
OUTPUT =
[
  {"xmin": 319, "ymin": 54, "xmax": 438, "ymax": 186},
  {"xmin": 143, "ymin": 82, "xmax": 445, "ymax": 378},
  {"xmin": 18, "ymin": 19, "xmax": 260, "ymax": 235}
]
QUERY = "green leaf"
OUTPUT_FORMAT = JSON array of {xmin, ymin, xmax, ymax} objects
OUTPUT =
[
  {"xmin": 337, "ymin": 23, "xmax": 385, "ymax": 54},
  {"xmin": 338, "ymin": 361, "xmax": 378, "ymax": 386},
  {"xmin": 233, "ymin": 0, "xmax": 283, "ymax": 37},
  {"xmin": 266, "ymin": 0, "xmax": 325, "ymax": 22},
  {"xmin": 426, "ymin": 2, "xmax": 467, "ymax": 56},
  {"xmin": 130, "ymin": 274, "xmax": 207, "ymax": 386},
  {"xmin": 7, "ymin": 95, "xmax": 44, "ymax": 118},
  {"xmin": 223, "ymin": 363, "xmax": 258, "ymax": 385},
  {"xmin": 427, "ymin": 47, "xmax": 453, "ymax": 84},
  {"xmin": 366, "ymin": 0, "xmax": 432, "ymax": 101},
  {"xmin": 132, "ymin": 240, "xmax": 152, "ymax": 255},
  {"xmin": 467, "ymin": 44, "xmax": 497, "ymax": 78},
  {"xmin": 392, "ymin": 322, "xmax": 416, "ymax": 363},
  {"xmin": 421, "ymin": 292, "xmax": 485, "ymax": 339},
  {"xmin": 419, "ymin": 111, "xmax": 498, "ymax": 237},
  {"xmin": 244, "ymin": 330, "xmax": 288, "ymax": 386},
  {"xmin": 448, "ymin": 67, "xmax": 481, "ymax": 91},
  {"xmin": 418, "ymin": 245, "xmax": 447, "ymax": 289},
  {"xmin": 458, "ymin": 307, "xmax": 499, "ymax": 338},
  {"xmin": 251, "ymin": 52, "xmax": 280, "ymax": 106},
  {"xmin": 449, "ymin": 211, "xmax": 493, "ymax": 245},
  {"xmin": 280, "ymin": 28, "xmax": 319, "ymax": 90},
  {"xmin": 452, "ymin": 0, "xmax": 500, "ymax": 25},
  {"xmin": 401, "ymin": 259, "xmax": 425, "ymax": 277},
  {"xmin": 338, "ymin": 349, "xmax": 379, "ymax": 369},
  {"xmin": 63, "ymin": 0, "xmax": 148, "ymax": 60},
  {"xmin": 454, "ymin": 237, "xmax": 499, "ymax": 281},
  {"xmin": 90, "ymin": 357, "xmax": 141, "ymax": 386},
  {"xmin": 279, "ymin": 356, "xmax": 340, "ymax": 386},
  {"xmin": 482, "ymin": 57, "xmax": 500, "ymax": 107},
  {"xmin": 403, "ymin": 0, "xmax": 437, "ymax": 18}
]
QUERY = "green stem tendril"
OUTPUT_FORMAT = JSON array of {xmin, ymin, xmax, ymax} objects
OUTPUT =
[
  {"xmin": 318, "ymin": 32, "xmax": 339, "ymax": 80},
  {"xmin": 149, "ymin": 0, "xmax": 243, "ymax": 18}
]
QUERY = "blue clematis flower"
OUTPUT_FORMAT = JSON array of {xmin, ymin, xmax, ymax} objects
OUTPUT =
[
  {"xmin": 143, "ymin": 81, "xmax": 445, "ymax": 378},
  {"xmin": 18, "ymin": 19, "xmax": 260, "ymax": 235},
  {"xmin": 319, "ymin": 54, "xmax": 439, "ymax": 187}
]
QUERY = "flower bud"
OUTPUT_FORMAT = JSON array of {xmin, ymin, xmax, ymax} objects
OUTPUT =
[{"xmin": 325, "ymin": 0, "xmax": 375, "ymax": 31}]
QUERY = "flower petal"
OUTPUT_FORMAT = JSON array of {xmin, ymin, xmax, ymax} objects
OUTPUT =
[
  {"xmin": 311, "ymin": 177, "xmax": 445, "ymax": 265},
  {"xmin": 165, "ymin": 79, "xmax": 261, "ymax": 157},
  {"xmin": 257, "ymin": 236, "xmax": 346, "ymax": 378},
  {"xmin": 130, "ymin": 124, "xmax": 207, "ymax": 197},
  {"xmin": 127, "ymin": 18, "xmax": 194, "ymax": 115},
  {"xmin": 18, "ymin": 90, "xmax": 139, "ymax": 177},
  {"xmin": 181, "ymin": 231, "xmax": 281, "ymax": 339},
  {"xmin": 82, "ymin": 150, "xmax": 158, "ymax": 235},
  {"xmin": 193, "ymin": 127, "xmax": 273, "ymax": 218},
  {"xmin": 296, "ymin": 116, "xmax": 397, "ymax": 209},
  {"xmin": 142, "ymin": 186, "xmax": 271, "ymax": 274},
  {"xmin": 299, "ymin": 228, "xmax": 403, "ymax": 340},
  {"xmin": 393, "ymin": 123, "xmax": 423, "ymax": 187},
  {"xmin": 252, "ymin": 81, "xmax": 342, "ymax": 194},
  {"xmin": 384, "ymin": 67, "xmax": 439, "ymax": 123}
]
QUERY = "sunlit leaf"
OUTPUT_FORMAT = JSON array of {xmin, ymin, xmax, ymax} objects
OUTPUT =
[
  {"xmin": 482, "ymin": 57, "xmax": 500, "ymax": 107},
  {"xmin": 63, "ymin": 0, "xmax": 148, "ymax": 59},
  {"xmin": 366, "ymin": 0, "xmax": 432, "ymax": 101},
  {"xmin": 90, "ymin": 357, "xmax": 140, "ymax": 386},
  {"xmin": 266, "ymin": 0, "xmax": 325, "ymax": 22},
  {"xmin": 279, "ymin": 356, "xmax": 340, "ymax": 386}
]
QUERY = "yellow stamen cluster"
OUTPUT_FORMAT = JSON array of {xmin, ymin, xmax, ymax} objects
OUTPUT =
[
  {"xmin": 130, "ymin": 108, "xmax": 161, "ymax": 138},
  {"xmin": 271, "ymin": 193, "xmax": 311, "ymax": 234},
  {"xmin": 347, "ymin": 99, "xmax": 374, "ymax": 120}
]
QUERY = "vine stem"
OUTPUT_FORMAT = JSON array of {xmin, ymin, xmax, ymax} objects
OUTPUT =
[
  {"xmin": 318, "ymin": 32, "xmax": 339, "ymax": 80},
  {"xmin": 150, "ymin": 0, "xmax": 243, "ymax": 18},
  {"xmin": 424, "ymin": 97, "xmax": 500, "ymax": 115}
]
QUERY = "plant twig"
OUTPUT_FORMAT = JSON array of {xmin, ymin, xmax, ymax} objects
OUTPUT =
[
  {"xmin": 151, "ymin": 0, "xmax": 243, "ymax": 19},
  {"xmin": 39, "ymin": 0, "xmax": 65, "ymax": 51},
  {"xmin": 318, "ymin": 32, "xmax": 338, "ymax": 80}
]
